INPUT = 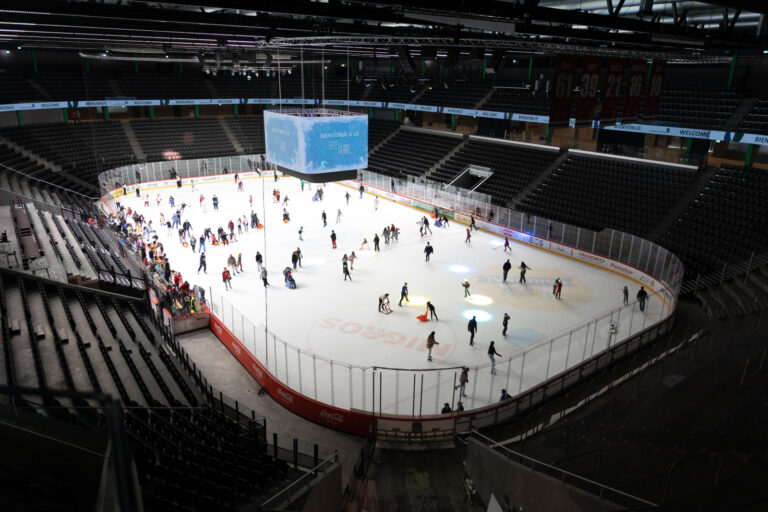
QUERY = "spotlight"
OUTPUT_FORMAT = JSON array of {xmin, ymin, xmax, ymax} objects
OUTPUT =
[
  {"xmin": 212, "ymin": 69, "xmax": 217, "ymax": 77},
  {"xmin": 17, "ymin": 45, "xmax": 21, "ymax": 50},
  {"xmin": 255, "ymin": 72, "xmax": 259, "ymax": 77},
  {"xmin": 287, "ymin": 69, "xmax": 291, "ymax": 75},
  {"xmin": 247, "ymin": 74, "xmax": 252, "ymax": 80},
  {"xmin": 165, "ymin": 54, "xmax": 169, "ymax": 58},
  {"xmin": 3, "ymin": 50, "xmax": 10, "ymax": 55},
  {"xmin": 204, "ymin": 68, "xmax": 210, "ymax": 75}
]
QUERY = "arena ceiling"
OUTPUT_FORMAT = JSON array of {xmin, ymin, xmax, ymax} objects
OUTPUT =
[{"xmin": 0, "ymin": 1, "xmax": 765, "ymax": 62}]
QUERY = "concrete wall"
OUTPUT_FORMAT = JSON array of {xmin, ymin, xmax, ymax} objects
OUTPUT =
[{"xmin": 465, "ymin": 438, "xmax": 619, "ymax": 512}]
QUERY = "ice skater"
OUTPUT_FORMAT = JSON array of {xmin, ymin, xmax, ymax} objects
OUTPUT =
[
  {"xmin": 198, "ymin": 235, "xmax": 206, "ymax": 253},
  {"xmin": 298, "ymin": 226, "xmax": 304, "ymax": 241},
  {"xmin": 322, "ymin": 210, "xmax": 327, "ymax": 227},
  {"xmin": 222, "ymin": 267, "xmax": 232, "ymax": 290},
  {"xmin": 424, "ymin": 242, "xmax": 434, "ymax": 262},
  {"xmin": 296, "ymin": 247, "xmax": 303, "ymax": 267},
  {"xmin": 504, "ymin": 237, "xmax": 511, "ymax": 252},
  {"xmin": 343, "ymin": 259, "xmax": 352, "ymax": 281},
  {"xmin": 426, "ymin": 331, "xmax": 439, "ymax": 362},
  {"xmin": 519, "ymin": 261, "xmax": 530, "ymax": 284},
  {"xmin": 382, "ymin": 226, "xmax": 390, "ymax": 244},
  {"xmin": 348, "ymin": 251, "xmax": 357, "ymax": 269},
  {"xmin": 455, "ymin": 367, "xmax": 469, "ymax": 397},
  {"xmin": 330, "ymin": 230, "xmax": 337, "ymax": 249},
  {"xmin": 336, "ymin": 208, "xmax": 342, "ymax": 223},
  {"xmin": 502, "ymin": 313, "xmax": 510, "ymax": 336},
  {"xmin": 467, "ymin": 315, "xmax": 478, "ymax": 346},
  {"xmin": 622, "ymin": 286, "xmax": 629, "ymax": 304},
  {"xmin": 212, "ymin": 195, "xmax": 219, "ymax": 211},
  {"xmin": 469, "ymin": 215, "xmax": 477, "ymax": 231},
  {"xmin": 502, "ymin": 259, "xmax": 512, "ymax": 283},
  {"xmin": 422, "ymin": 217, "xmax": 432, "ymax": 235},
  {"xmin": 555, "ymin": 279, "xmax": 563, "ymax": 299},
  {"xmin": 399, "ymin": 282, "xmax": 409, "ymax": 306},
  {"xmin": 227, "ymin": 254, "xmax": 239, "ymax": 275},
  {"xmin": 426, "ymin": 301, "xmax": 438, "ymax": 320},
  {"xmin": 462, "ymin": 280, "xmax": 471, "ymax": 297},
  {"xmin": 291, "ymin": 251, "xmax": 299, "ymax": 270},
  {"xmin": 197, "ymin": 252, "xmax": 207, "ymax": 274},
  {"xmin": 255, "ymin": 251, "xmax": 263, "ymax": 271},
  {"xmin": 345, "ymin": 191, "xmax": 350, "ymax": 205},
  {"xmin": 637, "ymin": 286, "xmax": 648, "ymax": 311},
  {"xmin": 373, "ymin": 234, "xmax": 380, "ymax": 252},
  {"xmin": 359, "ymin": 184, "xmax": 364, "ymax": 198},
  {"xmin": 488, "ymin": 341, "xmax": 502, "ymax": 375},
  {"xmin": 465, "ymin": 228, "xmax": 471, "ymax": 244},
  {"xmin": 261, "ymin": 267, "xmax": 269, "ymax": 287},
  {"xmin": 378, "ymin": 293, "xmax": 390, "ymax": 313}
]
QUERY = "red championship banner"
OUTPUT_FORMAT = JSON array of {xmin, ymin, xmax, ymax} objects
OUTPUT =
[
  {"xmin": 600, "ymin": 58, "xmax": 625, "ymax": 123},
  {"xmin": 622, "ymin": 59, "xmax": 647, "ymax": 122},
  {"xmin": 643, "ymin": 59, "xmax": 666, "ymax": 121},
  {"xmin": 549, "ymin": 55, "xmax": 578, "ymax": 126},
  {"xmin": 576, "ymin": 56, "xmax": 602, "ymax": 124}
]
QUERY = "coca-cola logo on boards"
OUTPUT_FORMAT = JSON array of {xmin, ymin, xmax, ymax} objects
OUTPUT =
[
  {"xmin": 251, "ymin": 363, "xmax": 264, "ymax": 379},
  {"xmin": 320, "ymin": 410, "xmax": 344, "ymax": 424},
  {"xmin": 231, "ymin": 342, "xmax": 241, "ymax": 355},
  {"xmin": 214, "ymin": 323, "xmax": 223, "ymax": 336},
  {"xmin": 277, "ymin": 388, "xmax": 294, "ymax": 404}
]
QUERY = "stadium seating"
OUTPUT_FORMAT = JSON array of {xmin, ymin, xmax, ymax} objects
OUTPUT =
[
  {"xmin": 1, "ymin": 122, "xmax": 135, "ymax": 186},
  {"xmin": 480, "ymin": 87, "xmax": 550, "ymax": 116},
  {"xmin": 223, "ymin": 116, "xmax": 266, "ymax": 154},
  {"xmin": 129, "ymin": 119, "xmax": 236, "ymax": 161},
  {"xmin": 737, "ymin": 97, "xmax": 768, "ymax": 135},
  {"xmin": 658, "ymin": 164, "xmax": 768, "ymax": 277},
  {"xmin": 368, "ymin": 119, "xmax": 400, "ymax": 149},
  {"xmin": 656, "ymin": 88, "xmax": 742, "ymax": 129},
  {"xmin": 430, "ymin": 139, "xmax": 560, "ymax": 205},
  {"xmin": 366, "ymin": 129, "xmax": 463, "ymax": 179},
  {"xmin": 418, "ymin": 81, "xmax": 491, "ymax": 109},
  {"xmin": 519, "ymin": 154, "xmax": 697, "ymax": 236},
  {"xmin": 0, "ymin": 72, "xmax": 43, "ymax": 103}
]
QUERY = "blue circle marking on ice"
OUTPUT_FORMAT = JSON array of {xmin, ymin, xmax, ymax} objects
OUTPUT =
[
  {"xmin": 506, "ymin": 328, "xmax": 546, "ymax": 347},
  {"xmin": 449, "ymin": 265, "xmax": 471, "ymax": 273},
  {"xmin": 462, "ymin": 309, "xmax": 492, "ymax": 322}
]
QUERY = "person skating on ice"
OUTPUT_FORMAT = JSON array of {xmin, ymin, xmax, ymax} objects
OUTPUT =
[
  {"xmin": 465, "ymin": 228, "xmax": 471, "ymax": 244},
  {"xmin": 470, "ymin": 215, "xmax": 477, "ymax": 231},
  {"xmin": 343, "ymin": 259, "xmax": 352, "ymax": 281},
  {"xmin": 373, "ymin": 234, "xmax": 380, "ymax": 252},
  {"xmin": 330, "ymin": 230, "xmax": 337, "ymax": 249},
  {"xmin": 291, "ymin": 251, "xmax": 299, "ymax": 270},
  {"xmin": 255, "ymin": 251, "xmax": 263, "ymax": 271},
  {"xmin": 198, "ymin": 235, "xmax": 206, "ymax": 253},
  {"xmin": 378, "ymin": 293, "xmax": 390, "ymax": 313},
  {"xmin": 348, "ymin": 251, "xmax": 357, "ymax": 269},
  {"xmin": 345, "ymin": 191, "xmax": 350, "ymax": 205},
  {"xmin": 467, "ymin": 315, "xmax": 478, "ymax": 346},
  {"xmin": 295, "ymin": 247, "xmax": 303, "ymax": 268},
  {"xmin": 261, "ymin": 267, "xmax": 269, "ymax": 287},
  {"xmin": 637, "ymin": 286, "xmax": 648, "ymax": 311},
  {"xmin": 298, "ymin": 226, "xmax": 304, "ymax": 241},
  {"xmin": 382, "ymin": 226, "xmax": 390, "ymax": 244},
  {"xmin": 504, "ymin": 236, "xmax": 511, "ymax": 252},
  {"xmin": 399, "ymin": 282, "xmax": 409, "ymax": 306},
  {"xmin": 359, "ymin": 184, "xmax": 364, "ymax": 198},
  {"xmin": 227, "ymin": 254, "xmax": 238, "ymax": 275},
  {"xmin": 622, "ymin": 286, "xmax": 629, "ymax": 304},
  {"xmin": 422, "ymin": 216, "xmax": 432, "ymax": 235},
  {"xmin": 455, "ymin": 367, "xmax": 469, "ymax": 397},
  {"xmin": 426, "ymin": 301, "xmax": 438, "ymax": 320},
  {"xmin": 426, "ymin": 331, "xmax": 439, "ymax": 362},
  {"xmin": 502, "ymin": 259, "xmax": 512, "ymax": 283},
  {"xmin": 555, "ymin": 279, "xmax": 563, "ymax": 299},
  {"xmin": 336, "ymin": 208, "xmax": 342, "ymax": 223},
  {"xmin": 237, "ymin": 253, "xmax": 243, "ymax": 272},
  {"xmin": 212, "ymin": 195, "xmax": 219, "ymax": 211},
  {"xmin": 488, "ymin": 341, "xmax": 502, "ymax": 375},
  {"xmin": 502, "ymin": 313, "xmax": 510, "ymax": 336},
  {"xmin": 222, "ymin": 267, "xmax": 232, "ymax": 290},
  {"xmin": 519, "ymin": 261, "xmax": 530, "ymax": 284},
  {"xmin": 322, "ymin": 210, "xmax": 327, "ymax": 227},
  {"xmin": 462, "ymin": 280, "xmax": 471, "ymax": 297},
  {"xmin": 424, "ymin": 242, "xmax": 434, "ymax": 261},
  {"xmin": 197, "ymin": 252, "xmax": 207, "ymax": 274}
]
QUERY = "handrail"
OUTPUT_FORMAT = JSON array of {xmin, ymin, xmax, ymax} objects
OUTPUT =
[
  {"xmin": 469, "ymin": 430, "xmax": 657, "ymax": 508},
  {"xmin": 260, "ymin": 451, "xmax": 339, "ymax": 511},
  {"xmin": 662, "ymin": 448, "xmax": 727, "ymax": 503}
]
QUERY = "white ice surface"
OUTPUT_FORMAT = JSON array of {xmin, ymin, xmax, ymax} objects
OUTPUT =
[{"xmin": 120, "ymin": 175, "xmax": 668, "ymax": 415}]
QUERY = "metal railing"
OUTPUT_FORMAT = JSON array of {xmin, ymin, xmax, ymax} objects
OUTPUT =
[
  {"xmin": 467, "ymin": 430, "xmax": 657, "ymax": 509},
  {"xmin": 260, "ymin": 451, "xmax": 340, "ymax": 511}
]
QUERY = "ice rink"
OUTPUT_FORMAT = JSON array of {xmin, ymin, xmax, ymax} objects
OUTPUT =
[{"xmin": 119, "ymin": 174, "xmax": 669, "ymax": 414}]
